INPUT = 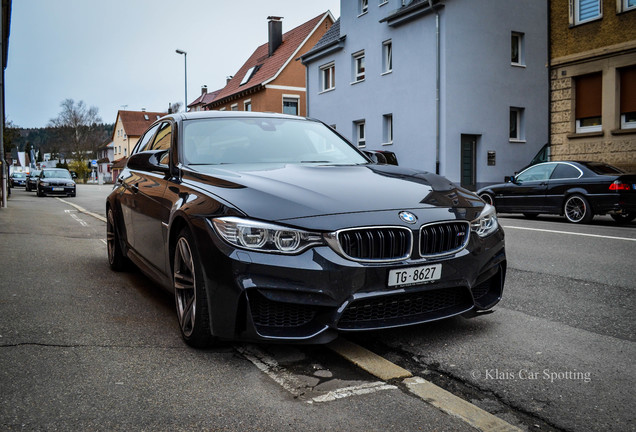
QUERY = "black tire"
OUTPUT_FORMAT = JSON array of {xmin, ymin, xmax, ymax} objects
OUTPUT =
[
  {"xmin": 107, "ymin": 207, "xmax": 130, "ymax": 271},
  {"xmin": 479, "ymin": 192, "xmax": 494, "ymax": 207},
  {"xmin": 523, "ymin": 213, "xmax": 539, "ymax": 219},
  {"xmin": 564, "ymin": 194, "xmax": 593, "ymax": 223},
  {"xmin": 173, "ymin": 228, "xmax": 216, "ymax": 348},
  {"xmin": 610, "ymin": 212, "xmax": 636, "ymax": 224},
  {"xmin": 36, "ymin": 189, "xmax": 43, "ymax": 197}
]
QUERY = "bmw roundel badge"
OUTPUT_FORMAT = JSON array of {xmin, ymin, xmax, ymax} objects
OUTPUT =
[{"xmin": 399, "ymin": 211, "xmax": 417, "ymax": 224}]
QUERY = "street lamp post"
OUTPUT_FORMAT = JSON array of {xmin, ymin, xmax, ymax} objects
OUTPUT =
[{"xmin": 175, "ymin": 49, "xmax": 187, "ymax": 112}]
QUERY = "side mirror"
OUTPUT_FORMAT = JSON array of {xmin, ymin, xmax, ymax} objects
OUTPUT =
[
  {"xmin": 70, "ymin": 171, "xmax": 78, "ymax": 179},
  {"xmin": 127, "ymin": 150, "xmax": 170, "ymax": 174},
  {"xmin": 505, "ymin": 175, "xmax": 515, "ymax": 183}
]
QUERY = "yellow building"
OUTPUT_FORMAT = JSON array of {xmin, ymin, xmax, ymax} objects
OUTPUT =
[{"xmin": 550, "ymin": 0, "xmax": 636, "ymax": 171}]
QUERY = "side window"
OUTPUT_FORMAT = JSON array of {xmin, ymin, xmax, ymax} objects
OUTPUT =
[
  {"xmin": 134, "ymin": 124, "xmax": 160, "ymax": 154},
  {"xmin": 150, "ymin": 122, "xmax": 172, "ymax": 151},
  {"xmin": 551, "ymin": 163, "xmax": 582, "ymax": 180},
  {"xmin": 517, "ymin": 164, "xmax": 556, "ymax": 183}
]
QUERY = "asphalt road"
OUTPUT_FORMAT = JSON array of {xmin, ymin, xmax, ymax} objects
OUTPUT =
[{"xmin": 1, "ymin": 185, "xmax": 634, "ymax": 431}]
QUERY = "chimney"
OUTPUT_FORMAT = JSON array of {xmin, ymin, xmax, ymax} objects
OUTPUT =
[
  {"xmin": 226, "ymin": 75, "xmax": 233, "ymax": 84},
  {"xmin": 268, "ymin": 16, "xmax": 283, "ymax": 56},
  {"xmin": 201, "ymin": 85, "xmax": 208, "ymax": 95}
]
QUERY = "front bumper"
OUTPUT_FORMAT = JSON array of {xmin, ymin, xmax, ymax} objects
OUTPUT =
[
  {"xmin": 194, "ymin": 219, "xmax": 506, "ymax": 344},
  {"xmin": 39, "ymin": 185, "xmax": 76, "ymax": 196}
]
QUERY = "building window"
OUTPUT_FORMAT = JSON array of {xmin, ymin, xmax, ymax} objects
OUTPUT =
[
  {"xmin": 620, "ymin": 66, "xmax": 636, "ymax": 129},
  {"xmin": 509, "ymin": 107, "xmax": 525, "ymax": 141},
  {"xmin": 320, "ymin": 62, "xmax": 335, "ymax": 92},
  {"xmin": 283, "ymin": 96, "xmax": 299, "ymax": 115},
  {"xmin": 572, "ymin": 0, "xmax": 602, "ymax": 25},
  {"xmin": 359, "ymin": 0, "xmax": 368, "ymax": 15},
  {"xmin": 575, "ymin": 73, "xmax": 602, "ymax": 133},
  {"xmin": 383, "ymin": 114, "xmax": 393, "ymax": 145},
  {"xmin": 353, "ymin": 51, "xmax": 365, "ymax": 83},
  {"xmin": 379, "ymin": 0, "xmax": 388, "ymax": 5},
  {"xmin": 511, "ymin": 32, "xmax": 525, "ymax": 66},
  {"xmin": 354, "ymin": 121, "xmax": 366, "ymax": 147},
  {"xmin": 231, "ymin": 103, "xmax": 238, "ymax": 111},
  {"xmin": 382, "ymin": 40, "xmax": 393, "ymax": 74},
  {"xmin": 240, "ymin": 65, "xmax": 258, "ymax": 86},
  {"xmin": 244, "ymin": 100, "xmax": 252, "ymax": 111},
  {"xmin": 124, "ymin": 148, "xmax": 127, "ymax": 157},
  {"xmin": 620, "ymin": 0, "xmax": 636, "ymax": 12}
]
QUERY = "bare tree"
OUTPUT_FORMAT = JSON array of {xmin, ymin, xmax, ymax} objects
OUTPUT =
[{"xmin": 48, "ymin": 99, "xmax": 104, "ymax": 161}]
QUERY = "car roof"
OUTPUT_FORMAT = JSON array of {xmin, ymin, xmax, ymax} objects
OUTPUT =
[{"xmin": 172, "ymin": 111, "xmax": 310, "ymax": 122}]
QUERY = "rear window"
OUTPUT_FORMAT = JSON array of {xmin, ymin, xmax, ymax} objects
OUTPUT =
[{"xmin": 584, "ymin": 162, "xmax": 623, "ymax": 175}]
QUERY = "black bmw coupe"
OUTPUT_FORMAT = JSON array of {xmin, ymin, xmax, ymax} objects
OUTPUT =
[
  {"xmin": 478, "ymin": 161, "xmax": 636, "ymax": 224},
  {"xmin": 107, "ymin": 112, "xmax": 506, "ymax": 347}
]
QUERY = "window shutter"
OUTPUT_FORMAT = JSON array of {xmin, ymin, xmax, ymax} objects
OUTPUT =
[
  {"xmin": 575, "ymin": 73, "xmax": 602, "ymax": 119},
  {"xmin": 620, "ymin": 66, "xmax": 636, "ymax": 114},
  {"xmin": 578, "ymin": 0, "xmax": 601, "ymax": 21}
]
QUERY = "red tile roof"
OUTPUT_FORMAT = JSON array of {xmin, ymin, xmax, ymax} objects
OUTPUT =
[
  {"xmin": 188, "ymin": 88, "xmax": 222, "ymax": 108},
  {"xmin": 209, "ymin": 12, "xmax": 330, "ymax": 105},
  {"xmin": 116, "ymin": 110, "xmax": 167, "ymax": 138}
]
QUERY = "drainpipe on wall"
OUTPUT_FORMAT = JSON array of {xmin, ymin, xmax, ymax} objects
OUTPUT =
[{"xmin": 428, "ymin": 0, "xmax": 441, "ymax": 175}]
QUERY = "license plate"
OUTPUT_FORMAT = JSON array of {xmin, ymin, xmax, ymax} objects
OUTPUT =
[
  {"xmin": 52, "ymin": 187, "xmax": 63, "ymax": 191},
  {"xmin": 388, "ymin": 264, "xmax": 442, "ymax": 288}
]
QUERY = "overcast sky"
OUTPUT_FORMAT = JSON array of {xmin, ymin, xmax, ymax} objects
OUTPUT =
[{"xmin": 5, "ymin": 0, "xmax": 341, "ymax": 129}]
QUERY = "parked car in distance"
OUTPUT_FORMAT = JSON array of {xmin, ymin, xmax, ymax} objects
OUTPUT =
[
  {"xmin": 36, "ymin": 168, "xmax": 76, "ymax": 197},
  {"xmin": 107, "ymin": 111, "xmax": 506, "ymax": 348},
  {"xmin": 9, "ymin": 172, "xmax": 27, "ymax": 188},
  {"xmin": 25, "ymin": 170, "xmax": 41, "ymax": 191},
  {"xmin": 478, "ymin": 161, "xmax": 636, "ymax": 224}
]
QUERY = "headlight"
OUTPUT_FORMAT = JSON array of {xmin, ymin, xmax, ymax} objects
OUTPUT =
[
  {"xmin": 40, "ymin": 182, "xmax": 49, "ymax": 186},
  {"xmin": 470, "ymin": 203, "xmax": 499, "ymax": 238},
  {"xmin": 212, "ymin": 217, "xmax": 324, "ymax": 254},
  {"xmin": 67, "ymin": 182, "xmax": 75, "ymax": 187}
]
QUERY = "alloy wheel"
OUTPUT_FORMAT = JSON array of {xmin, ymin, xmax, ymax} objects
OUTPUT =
[
  {"xmin": 107, "ymin": 209, "xmax": 116, "ymax": 265},
  {"xmin": 564, "ymin": 196, "xmax": 587, "ymax": 223},
  {"xmin": 174, "ymin": 237, "xmax": 196, "ymax": 338}
]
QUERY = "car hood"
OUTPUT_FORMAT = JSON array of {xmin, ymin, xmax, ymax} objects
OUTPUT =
[{"xmin": 184, "ymin": 163, "xmax": 484, "ymax": 221}]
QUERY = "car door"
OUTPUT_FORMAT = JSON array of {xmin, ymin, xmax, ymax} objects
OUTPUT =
[
  {"xmin": 496, "ymin": 163, "xmax": 556, "ymax": 212},
  {"xmin": 118, "ymin": 124, "xmax": 160, "ymax": 250},
  {"xmin": 130, "ymin": 121, "xmax": 173, "ymax": 274}
]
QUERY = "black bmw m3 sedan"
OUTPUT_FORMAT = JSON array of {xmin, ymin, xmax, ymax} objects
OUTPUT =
[{"xmin": 107, "ymin": 111, "xmax": 506, "ymax": 347}]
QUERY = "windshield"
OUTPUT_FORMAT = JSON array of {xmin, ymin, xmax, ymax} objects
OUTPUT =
[
  {"xmin": 42, "ymin": 170, "xmax": 72, "ymax": 179},
  {"xmin": 12, "ymin": 173, "xmax": 26, "ymax": 178},
  {"xmin": 183, "ymin": 117, "xmax": 368, "ymax": 166}
]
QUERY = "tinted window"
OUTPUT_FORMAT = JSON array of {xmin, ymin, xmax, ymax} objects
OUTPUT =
[
  {"xmin": 584, "ymin": 162, "xmax": 623, "ymax": 175},
  {"xmin": 551, "ymin": 163, "xmax": 581, "ymax": 180},
  {"xmin": 182, "ymin": 117, "xmax": 368, "ymax": 166},
  {"xmin": 135, "ymin": 124, "xmax": 160, "ymax": 153},
  {"xmin": 516, "ymin": 163, "xmax": 556, "ymax": 183},
  {"xmin": 150, "ymin": 122, "xmax": 172, "ymax": 151}
]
